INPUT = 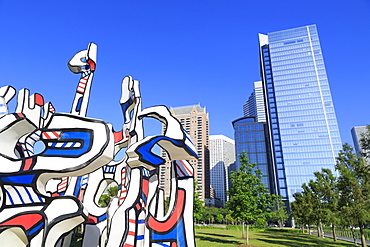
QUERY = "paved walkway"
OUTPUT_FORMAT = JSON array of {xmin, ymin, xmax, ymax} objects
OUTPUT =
[{"xmin": 314, "ymin": 231, "xmax": 370, "ymax": 246}]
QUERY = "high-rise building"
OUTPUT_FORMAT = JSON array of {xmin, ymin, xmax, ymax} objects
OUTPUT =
[
  {"xmin": 243, "ymin": 81, "xmax": 266, "ymax": 122},
  {"xmin": 258, "ymin": 25, "xmax": 342, "ymax": 203},
  {"xmin": 209, "ymin": 135, "xmax": 235, "ymax": 207},
  {"xmin": 232, "ymin": 117, "xmax": 274, "ymax": 193},
  {"xmin": 243, "ymin": 90, "xmax": 256, "ymax": 118},
  {"xmin": 159, "ymin": 104, "xmax": 210, "ymax": 200},
  {"xmin": 351, "ymin": 126, "xmax": 367, "ymax": 154}
]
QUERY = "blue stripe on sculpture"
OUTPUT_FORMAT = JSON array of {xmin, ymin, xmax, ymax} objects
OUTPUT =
[
  {"xmin": 0, "ymin": 174, "xmax": 35, "ymax": 185},
  {"xmin": 136, "ymin": 136, "xmax": 196, "ymax": 166},
  {"xmin": 76, "ymin": 97, "xmax": 83, "ymax": 112},
  {"xmin": 136, "ymin": 235, "xmax": 144, "ymax": 240},
  {"xmin": 5, "ymin": 190, "xmax": 14, "ymax": 205},
  {"xmin": 11, "ymin": 186, "xmax": 25, "ymax": 204},
  {"xmin": 37, "ymin": 195, "xmax": 43, "ymax": 202},
  {"xmin": 152, "ymin": 218, "xmax": 185, "ymax": 247},
  {"xmin": 98, "ymin": 213, "xmax": 107, "ymax": 222},
  {"xmin": 121, "ymin": 97, "xmax": 134, "ymax": 123},
  {"xmin": 24, "ymin": 187, "xmax": 35, "ymax": 203},
  {"xmin": 73, "ymin": 176, "xmax": 83, "ymax": 197},
  {"xmin": 155, "ymin": 243, "xmax": 170, "ymax": 247},
  {"xmin": 29, "ymin": 222, "xmax": 44, "ymax": 236},
  {"xmin": 43, "ymin": 131, "xmax": 91, "ymax": 156}
]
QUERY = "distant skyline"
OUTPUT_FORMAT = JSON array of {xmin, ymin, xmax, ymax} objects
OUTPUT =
[{"xmin": 0, "ymin": 1, "xmax": 369, "ymax": 147}]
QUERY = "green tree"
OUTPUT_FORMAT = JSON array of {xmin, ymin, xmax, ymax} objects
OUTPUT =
[
  {"xmin": 164, "ymin": 196, "xmax": 170, "ymax": 214},
  {"xmin": 292, "ymin": 169, "xmax": 339, "ymax": 238},
  {"xmin": 291, "ymin": 185, "xmax": 316, "ymax": 235},
  {"xmin": 193, "ymin": 181, "xmax": 205, "ymax": 223},
  {"xmin": 225, "ymin": 214, "xmax": 236, "ymax": 225},
  {"xmin": 309, "ymin": 168, "xmax": 339, "ymax": 241},
  {"xmin": 202, "ymin": 210, "xmax": 214, "ymax": 224},
  {"xmin": 216, "ymin": 214, "xmax": 224, "ymax": 223},
  {"xmin": 200, "ymin": 207, "xmax": 228, "ymax": 224},
  {"xmin": 226, "ymin": 152, "xmax": 273, "ymax": 245},
  {"xmin": 290, "ymin": 193, "xmax": 306, "ymax": 233},
  {"xmin": 336, "ymin": 143, "xmax": 370, "ymax": 247},
  {"xmin": 98, "ymin": 185, "xmax": 119, "ymax": 207},
  {"xmin": 307, "ymin": 180, "xmax": 329, "ymax": 238},
  {"xmin": 269, "ymin": 195, "xmax": 289, "ymax": 228}
]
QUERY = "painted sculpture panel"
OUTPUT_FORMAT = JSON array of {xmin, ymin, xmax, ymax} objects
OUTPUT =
[{"xmin": 0, "ymin": 43, "xmax": 197, "ymax": 247}]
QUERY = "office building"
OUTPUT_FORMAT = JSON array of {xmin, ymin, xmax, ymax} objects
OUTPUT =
[
  {"xmin": 351, "ymin": 126, "xmax": 367, "ymax": 154},
  {"xmin": 159, "ymin": 104, "xmax": 210, "ymax": 200},
  {"xmin": 258, "ymin": 25, "xmax": 342, "ymax": 203},
  {"xmin": 243, "ymin": 81, "xmax": 266, "ymax": 122},
  {"xmin": 209, "ymin": 135, "xmax": 235, "ymax": 207},
  {"xmin": 232, "ymin": 117, "xmax": 273, "ymax": 193}
]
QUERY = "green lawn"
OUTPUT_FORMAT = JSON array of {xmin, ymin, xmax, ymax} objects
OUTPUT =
[
  {"xmin": 70, "ymin": 227, "xmax": 356, "ymax": 246},
  {"xmin": 195, "ymin": 228, "xmax": 355, "ymax": 247}
]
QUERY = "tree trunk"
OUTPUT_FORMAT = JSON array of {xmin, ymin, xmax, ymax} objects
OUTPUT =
[
  {"xmin": 246, "ymin": 224, "xmax": 249, "ymax": 246},
  {"xmin": 320, "ymin": 221, "xmax": 324, "ymax": 238},
  {"xmin": 242, "ymin": 222, "xmax": 245, "ymax": 238},
  {"xmin": 317, "ymin": 225, "xmax": 321, "ymax": 238},
  {"xmin": 351, "ymin": 226, "xmax": 356, "ymax": 246},
  {"xmin": 360, "ymin": 225, "xmax": 366, "ymax": 247},
  {"xmin": 308, "ymin": 225, "xmax": 311, "ymax": 235},
  {"xmin": 278, "ymin": 220, "xmax": 282, "ymax": 228},
  {"xmin": 301, "ymin": 226, "xmax": 304, "ymax": 234},
  {"xmin": 332, "ymin": 224, "xmax": 337, "ymax": 241}
]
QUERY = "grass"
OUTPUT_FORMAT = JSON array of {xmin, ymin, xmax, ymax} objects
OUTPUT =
[
  {"xmin": 69, "ymin": 226, "xmax": 356, "ymax": 246},
  {"xmin": 195, "ymin": 228, "xmax": 356, "ymax": 247}
]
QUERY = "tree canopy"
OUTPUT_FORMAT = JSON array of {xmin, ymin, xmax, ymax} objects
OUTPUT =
[
  {"xmin": 98, "ymin": 185, "xmax": 119, "ymax": 207},
  {"xmin": 193, "ymin": 181, "xmax": 205, "ymax": 222},
  {"xmin": 336, "ymin": 143, "xmax": 370, "ymax": 247},
  {"xmin": 226, "ymin": 152, "xmax": 274, "ymax": 245},
  {"xmin": 291, "ymin": 138, "xmax": 370, "ymax": 247}
]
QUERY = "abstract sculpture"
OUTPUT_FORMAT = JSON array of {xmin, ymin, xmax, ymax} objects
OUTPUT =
[{"xmin": 0, "ymin": 43, "xmax": 197, "ymax": 247}]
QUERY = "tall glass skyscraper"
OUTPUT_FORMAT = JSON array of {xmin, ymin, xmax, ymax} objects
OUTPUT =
[
  {"xmin": 243, "ymin": 81, "xmax": 266, "ymax": 122},
  {"xmin": 232, "ymin": 117, "xmax": 273, "ymax": 193},
  {"xmin": 259, "ymin": 25, "xmax": 342, "ymax": 202},
  {"xmin": 209, "ymin": 135, "xmax": 235, "ymax": 207}
]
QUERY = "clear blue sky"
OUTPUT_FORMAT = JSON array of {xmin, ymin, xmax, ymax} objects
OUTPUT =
[{"xmin": 0, "ymin": 1, "xmax": 369, "ymax": 145}]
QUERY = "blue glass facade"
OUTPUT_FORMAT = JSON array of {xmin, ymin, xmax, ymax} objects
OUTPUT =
[
  {"xmin": 232, "ymin": 117, "xmax": 273, "ymax": 192},
  {"xmin": 259, "ymin": 25, "xmax": 342, "ymax": 202}
]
